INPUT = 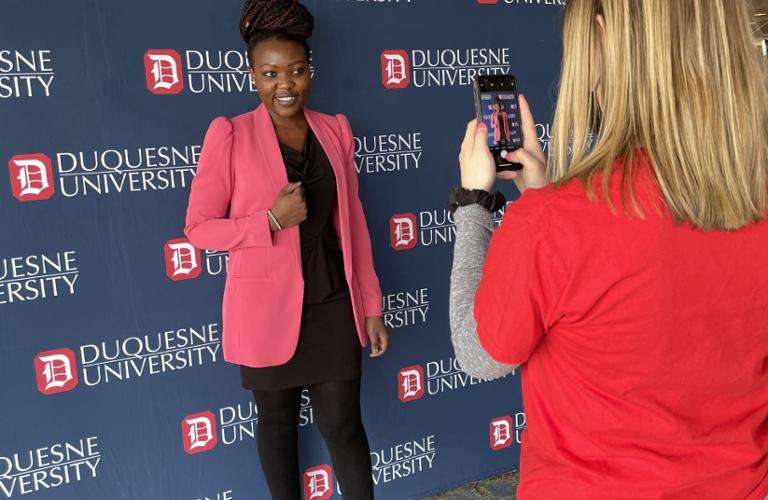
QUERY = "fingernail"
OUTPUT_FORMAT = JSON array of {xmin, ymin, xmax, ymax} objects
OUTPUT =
[{"xmin": 478, "ymin": 123, "xmax": 487, "ymax": 130}]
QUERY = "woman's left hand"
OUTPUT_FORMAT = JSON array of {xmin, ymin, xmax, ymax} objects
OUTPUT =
[
  {"xmin": 366, "ymin": 316, "xmax": 389, "ymax": 357},
  {"xmin": 459, "ymin": 120, "xmax": 496, "ymax": 192}
]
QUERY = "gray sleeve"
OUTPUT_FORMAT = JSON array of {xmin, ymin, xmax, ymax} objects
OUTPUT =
[{"xmin": 450, "ymin": 204, "xmax": 519, "ymax": 380}]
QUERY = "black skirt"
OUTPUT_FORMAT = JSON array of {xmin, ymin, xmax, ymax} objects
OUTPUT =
[{"xmin": 240, "ymin": 295, "xmax": 361, "ymax": 390}]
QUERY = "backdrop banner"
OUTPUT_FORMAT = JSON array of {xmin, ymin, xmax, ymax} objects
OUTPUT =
[{"xmin": 0, "ymin": 1, "xmax": 564, "ymax": 498}]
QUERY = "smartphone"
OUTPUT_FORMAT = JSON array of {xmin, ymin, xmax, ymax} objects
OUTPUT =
[{"xmin": 473, "ymin": 75, "xmax": 524, "ymax": 171}]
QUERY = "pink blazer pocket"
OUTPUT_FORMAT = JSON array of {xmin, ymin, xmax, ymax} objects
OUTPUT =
[{"xmin": 228, "ymin": 247, "xmax": 267, "ymax": 279}]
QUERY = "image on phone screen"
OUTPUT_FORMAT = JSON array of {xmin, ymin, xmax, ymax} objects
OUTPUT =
[{"xmin": 479, "ymin": 92, "xmax": 522, "ymax": 152}]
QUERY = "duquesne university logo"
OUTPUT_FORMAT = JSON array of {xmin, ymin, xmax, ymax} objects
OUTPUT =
[
  {"xmin": 399, "ymin": 357, "xmax": 508, "ymax": 403},
  {"xmin": 144, "ymin": 49, "xmax": 184, "ymax": 94},
  {"xmin": 380, "ymin": 50, "xmax": 410, "ymax": 89},
  {"xmin": 398, "ymin": 365, "xmax": 425, "ymax": 402},
  {"xmin": 354, "ymin": 132, "xmax": 423, "ymax": 175},
  {"xmin": 34, "ymin": 349, "xmax": 78, "ymax": 394},
  {"xmin": 164, "ymin": 238, "xmax": 202, "ymax": 280},
  {"xmin": 164, "ymin": 238, "xmax": 229, "ymax": 279},
  {"xmin": 490, "ymin": 413, "xmax": 526, "ymax": 450},
  {"xmin": 0, "ymin": 49, "xmax": 55, "ymax": 99},
  {"xmin": 390, "ymin": 207, "xmax": 506, "ymax": 251},
  {"xmin": 182, "ymin": 394, "xmax": 314, "ymax": 455},
  {"xmin": 144, "ymin": 48, "xmax": 282, "ymax": 95},
  {"xmin": 382, "ymin": 287, "xmax": 430, "ymax": 329},
  {"xmin": 7, "ymin": 145, "xmax": 199, "ymax": 202},
  {"xmin": 380, "ymin": 47, "xmax": 511, "ymax": 88},
  {"xmin": 34, "ymin": 323, "xmax": 221, "ymax": 393},
  {"xmin": 1, "ymin": 250, "xmax": 79, "ymax": 305},
  {"xmin": 389, "ymin": 213, "xmax": 418, "ymax": 251},
  {"xmin": 490, "ymin": 416, "xmax": 514, "ymax": 450},
  {"xmin": 371, "ymin": 435, "xmax": 437, "ymax": 485},
  {"xmin": 8, "ymin": 154, "xmax": 54, "ymax": 202},
  {"xmin": 182, "ymin": 411, "xmax": 218, "ymax": 454},
  {"xmin": 0, "ymin": 436, "xmax": 101, "ymax": 497},
  {"xmin": 304, "ymin": 465, "xmax": 333, "ymax": 500}
]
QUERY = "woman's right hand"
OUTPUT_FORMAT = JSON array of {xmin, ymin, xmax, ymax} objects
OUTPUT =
[
  {"xmin": 501, "ymin": 94, "xmax": 549, "ymax": 193},
  {"xmin": 269, "ymin": 181, "xmax": 307, "ymax": 230}
]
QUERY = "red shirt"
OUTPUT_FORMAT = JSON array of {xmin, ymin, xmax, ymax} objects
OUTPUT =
[{"xmin": 475, "ymin": 153, "xmax": 768, "ymax": 499}]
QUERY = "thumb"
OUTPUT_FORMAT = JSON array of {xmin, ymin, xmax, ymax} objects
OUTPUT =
[
  {"xmin": 282, "ymin": 181, "xmax": 301, "ymax": 194},
  {"xmin": 508, "ymin": 148, "xmax": 539, "ymax": 170},
  {"xmin": 508, "ymin": 148, "xmax": 548, "ymax": 191},
  {"xmin": 370, "ymin": 338, "xmax": 381, "ymax": 356},
  {"xmin": 473, "ymin": 123, "xmax": 490, "ymax": 156}
]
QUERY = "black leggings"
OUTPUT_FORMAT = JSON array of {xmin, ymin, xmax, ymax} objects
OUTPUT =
[{"xmin": 252, "ymin": 379, "xmax": 374, "ymax": 500}]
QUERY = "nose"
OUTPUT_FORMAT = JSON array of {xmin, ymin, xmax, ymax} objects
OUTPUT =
[{"xmin": 277, "ymin": 74, "xmax": 295, "ymax": 89}]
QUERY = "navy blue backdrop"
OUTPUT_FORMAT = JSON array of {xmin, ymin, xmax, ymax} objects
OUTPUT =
[{"xmin": 1, "ymin": 1, "xmax": 564, "ymax": 499}]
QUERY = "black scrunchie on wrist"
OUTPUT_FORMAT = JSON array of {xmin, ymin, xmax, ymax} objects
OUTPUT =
[{"xmin": 448, "ymin": 186, "xmax": 507, "ymax": 213}]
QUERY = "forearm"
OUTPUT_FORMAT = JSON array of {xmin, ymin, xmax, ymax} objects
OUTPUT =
[
  {"xmin": 184, "ymin": 209, "xmax": 274, "ymax": 251},
  {"xmin": 347, "ymin": 160, "xmax": 383, "ymax": 316},
  {"xmin": 350, "ymin": 212, "xmax": 383, "ymax": 317},
  {"xmin": 450, "ymin": 204, "xmax": 517, "ymax": 380}
]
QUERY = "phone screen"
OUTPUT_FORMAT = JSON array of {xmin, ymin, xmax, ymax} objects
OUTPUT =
[
  {"xmin": 475, "ymin": 76, "xmax": 524, "ymax": 170},
  {"xmin": 479, "ymin": 92, "xmax": 522, "ymax": 149}
]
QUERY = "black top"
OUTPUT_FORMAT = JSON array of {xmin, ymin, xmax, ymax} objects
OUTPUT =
[{"xmin": 279, "ymin": 129, "xmax": 349, "ymax": 304}]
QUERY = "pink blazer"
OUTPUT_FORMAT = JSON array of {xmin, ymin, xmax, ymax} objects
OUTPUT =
[{"xmin": 184, "ymin": 104, "xmax": 382, "ymax": 368}]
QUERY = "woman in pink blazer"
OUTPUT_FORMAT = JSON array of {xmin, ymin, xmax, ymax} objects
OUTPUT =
[
  {"xmin": 490, "ymin": 97, "xmax": 510, "ymax": 146},
  {"xmin": 184, "ymin": 1, "xmax": 388, "ymax": 498}
]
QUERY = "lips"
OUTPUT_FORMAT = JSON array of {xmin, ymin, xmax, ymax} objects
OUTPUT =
[{"xmin": 274, "ymin": 94, "xmax": 298, "ymax": 106}]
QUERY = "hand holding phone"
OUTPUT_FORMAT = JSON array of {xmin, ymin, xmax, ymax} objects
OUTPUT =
[
  {"xmin": 462, "ymin": 83, "xmax": 548, "ymax": 194},
  {"xmin": 473, "ymin": 75, "xmax": 524, "ymax": 171},
  {"xmin": 459, "ymin": 119, "xmax": 496, "ymax": 192},
  {"xmin": 501, "ymin": 94, "xmax": 548, "ymax": 193}
]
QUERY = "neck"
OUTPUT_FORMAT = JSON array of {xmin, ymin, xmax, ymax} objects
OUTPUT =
[{"xmin": 269, "ymin": 108, "xmax": 307, "ymax": 130}]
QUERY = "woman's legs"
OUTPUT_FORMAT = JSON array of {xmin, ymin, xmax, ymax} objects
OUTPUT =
[
  {"xmin": 308, "ymin": 378, "xmax": 374, "ymax": 500},
  {"xmin": 251, "ymin": 387, "xmax": 304, "ymax": 500}
]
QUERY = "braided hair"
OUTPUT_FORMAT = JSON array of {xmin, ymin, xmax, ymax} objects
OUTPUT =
[{"xmin": 240, "ymin": 0, "xmax": 314, "ymax": 65}]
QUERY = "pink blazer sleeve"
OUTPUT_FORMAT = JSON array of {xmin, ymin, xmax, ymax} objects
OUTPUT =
[
  {"xmin": 184, "ymin": 117, "xmax": 273, "ymax": 251},
  {"xmin": 336, "ymin": 114, "xmax": 383, "ymax": 317}
]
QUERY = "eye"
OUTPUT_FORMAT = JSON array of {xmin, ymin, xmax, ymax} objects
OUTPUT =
[
  {"xmin": 293, "ymin": 68, "xmax": 305, "ymax": 76},
  {"xmin": 262, "ymin": 71, "xmax": 276, "ymax": 78}
]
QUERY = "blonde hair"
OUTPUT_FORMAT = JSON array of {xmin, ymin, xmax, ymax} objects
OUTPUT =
[{"xmin": 550, "ymin": 0, "xmax": 768, "ymax": 230}]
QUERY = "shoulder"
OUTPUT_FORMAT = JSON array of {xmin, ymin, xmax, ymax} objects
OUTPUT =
[
  {"xmin": 333, "ymin": 113, "xmax": 352, "ymax": 135},
  {"xmin": 496, "ymin": 179, "xmax": 595, "ymax": 266},
  {"xmin": 202, "ymin": 116, "xmax": 233, "ymax": 143},
  {"xmin": 505, "ymin": 179, "xmax": 588, "ymax": 225},
  {"xmin": 208, "ymin": 115, "xmax": 233, "ymax": 129},
  {"xmin": 229, "ymin": 108, "xmax": 258, "ymax": 129},
  {"xmin": 307, "ymin": 108, "xmax": 353, "ymax": 137},
  {"xmin": 307, "ymin": 110, "xmax": 354, "ymax": 157}
]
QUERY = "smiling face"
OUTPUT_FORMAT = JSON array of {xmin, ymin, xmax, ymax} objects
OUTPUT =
[{"xmin": 249, "ymin": 38, "xmax": 311, "ymax": 126}]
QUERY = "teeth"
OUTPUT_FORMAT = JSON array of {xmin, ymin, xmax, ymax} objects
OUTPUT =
[{"xmin": 276, "ymin": 96, "xmax": 296, "ymax": 104}]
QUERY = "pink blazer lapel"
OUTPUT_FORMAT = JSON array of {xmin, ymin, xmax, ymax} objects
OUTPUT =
[
  {"xmin": 250, "ymin": 104, "xmax": 304, "ymax": 266},
  {"xmin": 250, "ymin": 105, "xmax": 347, "ymax": 205},
  {"xmin": 305, "ymin": 108, "xmax": 349, "ymax": 208},
  {"xmin": 248, "ymin": 105, "xmax": 350, "ymax": 250},
  {"xmin": 305, "ymin": 109, "xmax": 351, "ymax": 247},
  {"xmin": 251, "ymin": 104, "xmax": 288, "ymax": 192}
]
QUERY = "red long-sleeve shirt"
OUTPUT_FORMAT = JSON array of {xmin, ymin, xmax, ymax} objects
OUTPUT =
[{"xmin": 475, "ymin": 153, "xmax": 768, "ymax": 499}]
